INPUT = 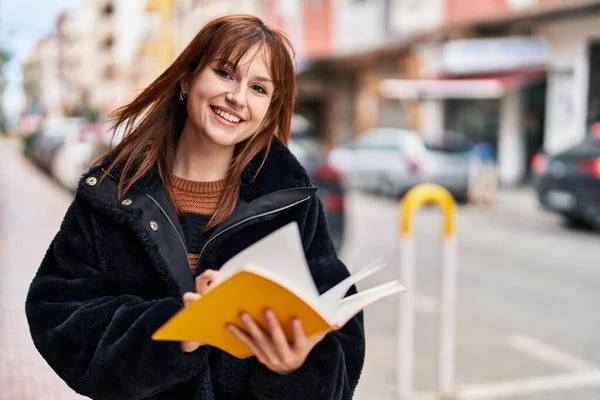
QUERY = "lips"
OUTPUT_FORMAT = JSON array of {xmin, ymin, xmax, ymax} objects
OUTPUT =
[{"xmin": 210, "ymin": 106, "xmax": 244, "ymax": 124}]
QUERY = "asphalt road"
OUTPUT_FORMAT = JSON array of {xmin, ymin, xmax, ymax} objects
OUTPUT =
[{"xmin": 344, "ymin": 189, "xmax": 600, "ymax": 399}]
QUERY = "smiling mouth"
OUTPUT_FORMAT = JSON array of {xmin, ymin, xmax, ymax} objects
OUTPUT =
[{"xmin": 211, "ymin": 106, "xmax": 243, "ymax": 124}]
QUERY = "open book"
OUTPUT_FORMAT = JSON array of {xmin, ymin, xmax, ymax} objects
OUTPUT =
[{"xmin": 152, "ymin": 222, "xmax": 405, "ymax": 358}]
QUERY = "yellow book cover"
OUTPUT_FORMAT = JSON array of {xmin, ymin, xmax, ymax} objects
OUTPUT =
[{"xmin": 152, "ymin": 222, "xmax": 405, "ymax": 359}]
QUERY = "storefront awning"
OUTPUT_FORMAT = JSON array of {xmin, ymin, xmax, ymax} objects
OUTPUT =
[{"xmin": 379, "ymin": 69, "xmax": 546, "ymax": 100}]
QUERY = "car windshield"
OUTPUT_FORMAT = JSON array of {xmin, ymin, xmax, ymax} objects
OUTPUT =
[
  {"xmin": 587, "ymin": 137, "xmax": 600, "ymax": 148},
  {"xmin": 43, "ymin": 118, "xmax": 82, "ymax": 138},
  {"xmin": 341, "ymin": 128, "xmax": 423, "ymax": 152},
  {"xmin": 291, "ymin": 134, "xmax": 321, "ymax": 154},
  {"xmin": 425, "ymin": 132, "xmax": 474, "ymax": 153}
]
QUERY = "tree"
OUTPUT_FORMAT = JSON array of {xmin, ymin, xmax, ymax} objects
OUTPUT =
[
  {"xmin": 0, "ymin": 46, "xmax": 12, "ymax": 135},
  {"xmin": 0, "ymin": 47, "xmax": 10, "ymax": 64}
]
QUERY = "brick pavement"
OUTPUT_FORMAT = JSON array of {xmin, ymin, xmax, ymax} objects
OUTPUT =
[{"xmin": 0, "ymin": 138, "xmax": 85, "ymax": 399}]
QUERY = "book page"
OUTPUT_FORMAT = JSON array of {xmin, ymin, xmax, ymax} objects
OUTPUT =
[
  {"xmin": 318, "ymin": 259, "xmax": 387, "ymax": 319},
  {"xmin": 331, "ymin": 281, "xmax": 406, "ymax": 327},
  {"xmin": 213, "ymin": 222, "xmax": 320, "ymax": 304}
]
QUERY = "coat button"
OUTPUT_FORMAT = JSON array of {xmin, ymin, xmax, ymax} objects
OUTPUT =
[
  {"xmin": 85, "ymin": 177, "xmax": 97, "ymax": 186},
  {"xmin": 121, "ymin": 199, "xmax": 133, "ymax": 207},
  {"xmin": 150, "ymin": 221, "xmax": 159, "ymax": 231}
]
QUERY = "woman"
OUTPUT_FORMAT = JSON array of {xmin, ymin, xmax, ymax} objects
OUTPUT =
[{"xmin": 25, "ymin": 14, "xmax": 365, "ymax": 400}]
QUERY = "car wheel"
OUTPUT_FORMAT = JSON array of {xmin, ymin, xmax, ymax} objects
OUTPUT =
[
  {"xmin": 562, "ymin": 214, "xmax": 593, "ymax": 230},
  {"xmin": 377, "ymin": 175, "xmax": 397, "ymax": 198},
  {"xmin": 454, "ymin": 191, "xmax": 469, "ymax": 205}
]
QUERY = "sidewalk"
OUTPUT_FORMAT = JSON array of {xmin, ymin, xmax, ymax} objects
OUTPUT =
[
  {"xmin": 0, "ymin": 138, "xmax": 84, "ymax": 399},
  {"xmin": 466, "ymin": 185, "xmax": 543, "ymax": 219},
  {"xmin": 494, "ymin": 186, "xmax": 540, "ymax": 210}
]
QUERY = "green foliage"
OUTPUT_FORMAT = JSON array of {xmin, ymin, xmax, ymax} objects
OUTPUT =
[{"xmin": 0, "ymin": 47, "xmax": 11, "ymax": 64}]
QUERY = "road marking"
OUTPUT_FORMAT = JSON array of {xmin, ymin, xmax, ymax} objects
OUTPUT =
[
  {"xmin": 414, "ymin": 292, "xmax": 437, "ymax": 315},
  {"xmin": 508, "ymin": 333, "xmax": 598, "ymax": 371},
  {"xmin": 364, "ymin": 371, "xmax": 600, "ymax": 400},
  {"xmin": 457, "ymin": 369, "xmax": 600, "ymax": 399}
]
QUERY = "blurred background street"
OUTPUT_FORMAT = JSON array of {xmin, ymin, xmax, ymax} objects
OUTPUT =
[{"xmin": 2, "ymin": 0, "xmax": 600, "ymax": 399}]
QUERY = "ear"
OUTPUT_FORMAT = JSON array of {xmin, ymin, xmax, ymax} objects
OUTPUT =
[{"xmin": 181, "ymin": 80, "xmax": 189, "ymax": 94}]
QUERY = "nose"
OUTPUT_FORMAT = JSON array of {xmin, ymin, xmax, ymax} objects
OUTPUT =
[{"xmin": 227, "ymin": 84, "xmax": 247, "ymax": 109}]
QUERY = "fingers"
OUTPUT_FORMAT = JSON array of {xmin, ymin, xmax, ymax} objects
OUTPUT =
[
  {"xmin": 227, "ymin": 323, "xmax": 268, "ymax": 364},
  {"xmin": 181, "ymin": 292, "xmax": 203, "ymax": 352},
  {"xmin": 265, "ymin": 310, "xmax": 291, "ymax": 353},
  {"xmin": 291, "ymin": 319, "xmax": 308, "ymax": 351},
  {"xmin": 181, "ymin": 340, "xmax": 203, "ymax": 353},
  {"xmin": 309, "ymin": 332, "xmax": 327, "ymax": 347},
  {"xmin": 195, "ymin": 269, "xmax": 220, "ymax": 295},
  {"xmin": 227, "ymin": 313, "xmax": 325, "ymax": 374},
  {"xmin": 239, "ymin": 313, "xmax": 279, "ymax": 363}
]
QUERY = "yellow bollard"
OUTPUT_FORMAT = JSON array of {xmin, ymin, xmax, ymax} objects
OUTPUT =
[{"xmin": 397, "ymin": 184, "xmax": 458, "ymax": 399}]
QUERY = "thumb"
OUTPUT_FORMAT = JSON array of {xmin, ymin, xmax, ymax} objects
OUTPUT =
[
  {"xmin": 309, "ymin": 332, "xmax": 327, "ymax": 347},
  {"xmin": 195, "ymin": 269, "xmax": 220, "ymax": 295},
  {"xmin": 182, "ymin": 292, "xmax": 202, "ymax": 307}
]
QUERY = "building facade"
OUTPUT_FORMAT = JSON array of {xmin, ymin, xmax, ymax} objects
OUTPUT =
[
  {"xmin": 537, "ymin": 12, "xmax": 600, "ymax": 154},
  {"xmin": 379, "ymin": 0, "xmax": 600, "ymax": 185},
  {"xmin": 56, "ymin": 6, "xmax": 97, "ymax": 117},
  {"xmin": 24, "ymin": 36, "xmax": 62, "ymax": 117}
]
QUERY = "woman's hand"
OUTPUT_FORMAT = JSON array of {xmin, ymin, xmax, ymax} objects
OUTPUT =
[
  {"xmin": 180, "ymin": 269, "xmax": 219, "ymax": 353},
  {"xmin": 227, "ymin": 309, "xmax": 326, "ymax": 374}
]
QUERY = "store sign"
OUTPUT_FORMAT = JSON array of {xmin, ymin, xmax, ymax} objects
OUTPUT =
[
  {"xmin": 389, "ymin": 0, "xmax": 444, "ymax": 35},
  {"xmin": 506, "ymin": 0, "xmax": 539, "ymax": 10},
  {"xmin": 441, "ymin": 37, "xmax": 549, "ymax": 75}
]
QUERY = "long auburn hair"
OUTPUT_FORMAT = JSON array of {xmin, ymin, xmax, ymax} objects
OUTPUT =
[{"xmin": 101, "ymin": 14, "xmax": 297, "ymax": 230}]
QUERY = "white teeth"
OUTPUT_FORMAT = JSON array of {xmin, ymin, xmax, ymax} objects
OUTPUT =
[{"xmin": 213, "ymin": 107, "xmax": 240, "ymax": 123}]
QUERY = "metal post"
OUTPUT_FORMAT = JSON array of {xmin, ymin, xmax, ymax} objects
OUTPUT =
[
  {"xmin": 397, "ymin": 235, "xmax": 414, "ymax": 399},
  {"xmin": 439, "ymin": 236, "xmax": 457, "ymax": 396},
  {"xmin": 397, "ymin": 183, "xmax": 458, "ymax": 399}
]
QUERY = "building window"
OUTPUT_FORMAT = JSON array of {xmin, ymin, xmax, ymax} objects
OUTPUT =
[
  {"xmin": 103, "ymin": 65, "xmax": 116, "ymax": 80},
  {"xmin": 102, "ymin": 36, "xmax": 114, "ymax": 50},
  {"xmin": 102, "ymin": 2, "xmax": 114, "ymax": 17}
]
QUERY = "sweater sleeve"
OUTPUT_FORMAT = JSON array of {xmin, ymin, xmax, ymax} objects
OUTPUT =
[
  {"xmin": 25, "ymin": 197, "xmax": 211, "ymax": 400},
  {"xmin": 249, "ymin": 194, "xmax": 366, "ymax": 400}
]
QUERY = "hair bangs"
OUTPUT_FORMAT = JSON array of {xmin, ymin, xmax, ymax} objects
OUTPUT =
[{"xmin": 209, "ymin": 25, "xmax": 266, "ymax": 68}]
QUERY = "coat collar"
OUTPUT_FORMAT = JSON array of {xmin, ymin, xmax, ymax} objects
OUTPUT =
[{"xmin": 90, "ymin": 136, "xmax": 314, "ymax": 201}]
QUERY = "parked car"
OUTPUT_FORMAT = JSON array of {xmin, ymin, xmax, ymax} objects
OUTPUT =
[
  {"xmin": 289, "ymin": 134, "xmax": 345, "ymax": 251},
  {"xmin": 51, "ymin": 123, "xmax": 107, "ymax": 192},
  {"xmin": 328, "ymin": 128, "xmax": 427, "ymax": 198},
  {"xmin": 424, "ymin": 131, "xmax": 475, "ymax": 202},
  {"xmin": 328, "ymin": 127, "xmax": 473, "ymax": 201},
  {"xmin": 30, "ymin": 117, "xmax": 85, "ymax": 171},
  {"xmin": 534, "ymin": 135, "xmax": 600, "ymax": 230}
]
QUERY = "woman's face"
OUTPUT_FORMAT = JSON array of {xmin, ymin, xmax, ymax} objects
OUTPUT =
[{"xmin": 184, "ymin": 45, "xmax": 275, "ymax": 150}]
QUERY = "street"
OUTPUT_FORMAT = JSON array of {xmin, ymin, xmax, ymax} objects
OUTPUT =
[
  {"xmin": 1, "ymin": 137, "xmax": 600, "ymax": 400},
  {"xmin": 347, "ymin": 184, "xmax": 600, "ymax": 398}
]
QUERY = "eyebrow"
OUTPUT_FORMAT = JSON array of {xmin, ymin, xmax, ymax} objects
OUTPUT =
[
  {"xmin": 217, "ymin": 59, "xmax": 273, "ymax": 84},
  {"xmin": 254, "ymin": 76, "xmax": 273, "ymax": 84}
]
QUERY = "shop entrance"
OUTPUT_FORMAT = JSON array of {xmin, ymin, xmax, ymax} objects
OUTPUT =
[
  {"xmin": 587, "ymin": 41, "xmax": 600, "ymax": 133},
  {"xmin": 523, "ymin": 81, "xmax": 547, "ymax": 179}
]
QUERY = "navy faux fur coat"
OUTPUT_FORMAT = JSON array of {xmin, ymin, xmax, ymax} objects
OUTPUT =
[{"xmin": 25, "ymin": 137, "xmax": 365, "ymax": 400}]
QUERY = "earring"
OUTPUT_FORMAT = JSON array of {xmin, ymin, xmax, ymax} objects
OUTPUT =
[{"xmin": 179, "ymin": 88, "xmax": 186, "ymax": 101}]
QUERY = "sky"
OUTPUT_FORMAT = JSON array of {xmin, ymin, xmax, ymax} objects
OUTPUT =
[{"xmin": 1, "ymin": 0, "xmax": 84, "ymax": 118}]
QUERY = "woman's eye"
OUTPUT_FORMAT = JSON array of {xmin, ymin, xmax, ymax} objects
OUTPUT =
[
  {"xmin": 252, "ymin": 85, "xmax": 267, "ymax": 95},
  {"xmin": 215, "ymin": 69, "xmax": 232, "ymax": 79}
]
